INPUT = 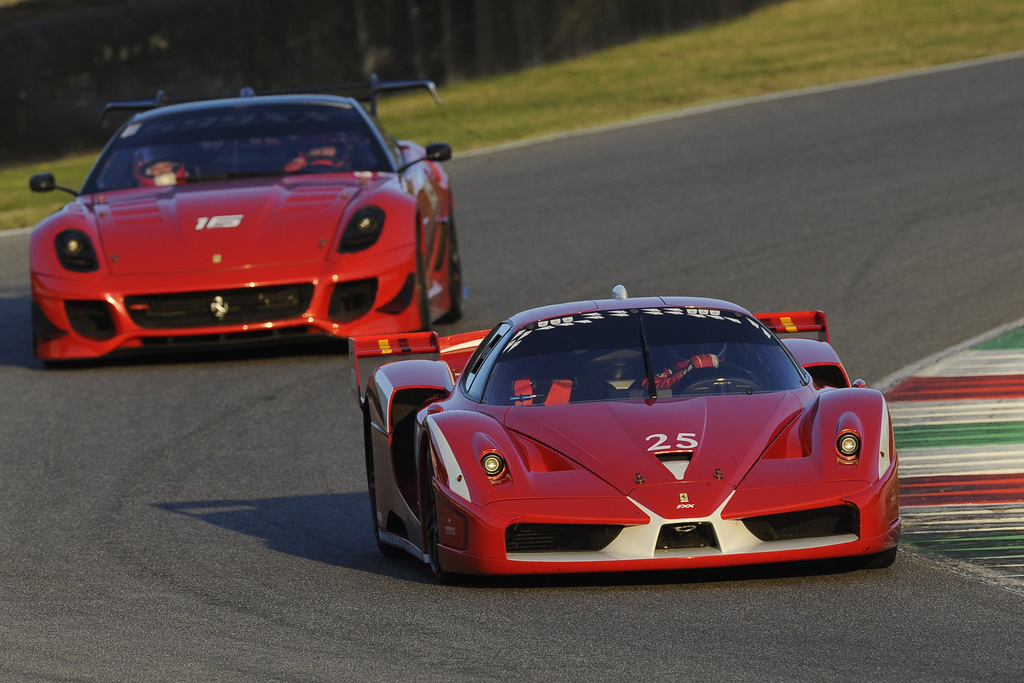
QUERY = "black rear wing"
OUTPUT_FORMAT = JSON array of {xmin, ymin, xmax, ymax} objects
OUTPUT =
[{"xmin": 103, "ymin": 73, "xmax": 440, "ymax": 120}]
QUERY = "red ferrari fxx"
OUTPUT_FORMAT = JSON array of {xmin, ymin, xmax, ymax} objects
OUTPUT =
[
  {"xmin": 352, "ymin": 290, "xmax": 900, "ymax": 580},
  {"xmin": 29, "ymin": 76, "xmax": 462, "ymax": 361}
]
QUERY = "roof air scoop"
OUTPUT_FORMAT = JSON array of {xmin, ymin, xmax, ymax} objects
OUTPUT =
[{"xmin": 612, "ymin": 285, "xmax": 629, "ymax": 300}]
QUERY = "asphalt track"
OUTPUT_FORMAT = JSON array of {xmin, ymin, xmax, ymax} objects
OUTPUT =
[{"xmin": 2, "ymin": 53, "xmax": 1024, "ymax": 680}]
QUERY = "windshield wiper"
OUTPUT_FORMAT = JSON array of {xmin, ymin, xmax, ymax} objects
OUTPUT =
[{"xmin": 638, "ymin": 314, "xmax": 659, "ymax": 400}]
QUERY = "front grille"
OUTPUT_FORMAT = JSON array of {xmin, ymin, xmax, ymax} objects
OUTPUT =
[
  {"xmin": 65, "ymin": 300, "xmax": 116, "ymax": 340},
  {"xmin": 125, "ymin": 284, "xmax": 313, "ymax": 329},
  {"xmin": 505, "ymin": 523, "xmax": 623, "ymax": 554},
  {"xmin": 138, "ymin": 325, "xmax": 319, "ymax": 347},
  {"xmin": 742, "ymin": 504, "xmax": 859, "ymax": 542},
  {"xmin": 656, "ymin": 522, "xmax": 717, "ymax": 550}
]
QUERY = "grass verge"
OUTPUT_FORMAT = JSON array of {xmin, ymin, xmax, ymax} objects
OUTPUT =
[{"xmin": 3, "ymin": 0, "xmax": 1023, "ymax": 230}]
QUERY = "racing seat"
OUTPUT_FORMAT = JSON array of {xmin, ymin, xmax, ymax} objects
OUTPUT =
[
  {"xmin": 512, "ymin": 375, "xmax": 574, "ymax": 405},
  {"xmin": 546, "ymin": 379, "xmax": 573, "ymax": 404},
  {"xmin": 513, "ymin": 377, "xmax": 534, "ymax": 405}
]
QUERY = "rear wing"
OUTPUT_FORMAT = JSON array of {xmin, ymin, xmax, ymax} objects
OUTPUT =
[
  {"xmin": 350, "ymin": 332, "xmax": 440, "ymax": 400},
  {"xmin": 104, "ymin": 73, "xmax": 440, "ymax": 120},
  {"xmin": 349, "ymin": 328, "xmax": 490, "ymax": 400},
  {"xmin": 756, "ymin": 310, "xmax": 830, "ymax": 343}
]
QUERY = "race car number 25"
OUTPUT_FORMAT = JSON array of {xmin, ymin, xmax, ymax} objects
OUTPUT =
[{"xmin": 646, "ymin": 432, "xmax": 699, "ymax": 452}]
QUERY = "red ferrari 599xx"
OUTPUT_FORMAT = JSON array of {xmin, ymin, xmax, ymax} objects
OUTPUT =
[{"xmin": 29, "ymin": 76, "xmax": 462, "ymax": 362}]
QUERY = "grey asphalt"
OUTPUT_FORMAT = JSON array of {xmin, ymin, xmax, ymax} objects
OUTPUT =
[{"xmin": 1, "ymin": 53, "xmax": 1023, "ymax": 680}]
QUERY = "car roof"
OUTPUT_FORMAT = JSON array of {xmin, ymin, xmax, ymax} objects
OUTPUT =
[{"xmin": 506, "ymin": 295, "xmax": 754, "ymax": 328}]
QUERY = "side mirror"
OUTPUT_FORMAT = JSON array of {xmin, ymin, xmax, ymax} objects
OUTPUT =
[
  {"xmin": 29, "ymin": 172, "xmax": 55, "ymax": 193},
  {"xmin": 396, "ymin": 143, "xmax": 453, "ymax": 173},
  {"xmin": 424, "ymin": 143, "xmax": 452, "ymax": 162},
  {"xmin": 30, "ymin": 172, "xmax": 78, "ymax": 197}
]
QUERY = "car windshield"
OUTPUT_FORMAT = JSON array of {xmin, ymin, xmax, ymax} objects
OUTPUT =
[
  {"xmin": 82, "ymin": 101, "xmax": 393, "ymax": 193},
  {"xmin": 480, "ymin": 307, "xmax": 808, "ymax": 406}
]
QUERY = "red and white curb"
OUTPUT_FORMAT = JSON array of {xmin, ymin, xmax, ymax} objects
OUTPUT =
[{"xmin": 879, "ymin": 319, "xmax": 1024, "ymax": 584}]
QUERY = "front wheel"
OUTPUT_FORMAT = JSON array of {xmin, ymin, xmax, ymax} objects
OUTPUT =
[
  {"xmin": 364, "ymin": 405, "xmax": 403, "ymax": 559},
  {"xmin": 425, "ymin": 461, "xmax": 455, "ymax": 583}
]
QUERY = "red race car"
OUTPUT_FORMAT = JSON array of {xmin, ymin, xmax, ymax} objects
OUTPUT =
[
  {"xmin": 29, "ymin": 76, "xmax": 462, "ymax": 362},
  {"xmin": 352, "ymin": 289, "xmax": 900, "ymax": 581}
]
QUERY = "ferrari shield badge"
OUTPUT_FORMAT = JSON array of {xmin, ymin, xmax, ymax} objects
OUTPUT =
[{"xmin": 210, "ymin": 295, "xmax": 229, "ymax": 321}]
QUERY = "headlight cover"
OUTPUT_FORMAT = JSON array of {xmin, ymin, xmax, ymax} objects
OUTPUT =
[
  {"xmin": 836, "ymin": 430, "xmax": 861, "ymax": 463},
  {"xmin": 55, "ymin": 229, "xmax": 99, "ymax": 272},
  {"xmin": 339, "ymin": 206, "xmax": 385, "ymax": 253},
  {"xmin": 480, "ymin": 450, "xmax": 508, "ymax": 480}
]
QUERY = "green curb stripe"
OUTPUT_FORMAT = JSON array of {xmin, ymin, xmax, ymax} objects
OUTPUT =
[
  {"xmin": 974, "ymin": 327, "xmax": 1024, "ymax": 351},
  {"xmin": 907, "ymin": 534, "xmax": 1024, "ymax": 545},
  {"xmin": 895, "ymin": 421, "xmax": 1024, "ymax": 449},
  {"xmin": 912, "ymin": 546, "xmax": 1024, "ymax": 556}
]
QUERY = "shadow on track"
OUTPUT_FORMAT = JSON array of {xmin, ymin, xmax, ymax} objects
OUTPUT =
[
  {"xmin": 155, "ymin": 491, "xmax": 890, "ymax": 589},
  {"xmin": 155, "ymin": 491, "xmax": 440, "ymax": 586},
  {"xmin": 0, "ymin": 292, "xmax": 38, "ymax": 369}
]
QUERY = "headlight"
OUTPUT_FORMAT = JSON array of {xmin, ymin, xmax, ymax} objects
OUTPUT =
[
  {"xmin": 480, "ymin": 451, "xmax": 507, "ymax": 479},
  {"xmin": 836, "ymin": 431, "xmax": 861, "ymax": 463},
  {"xmin": 339, "ymin": 206, "xmax": 385, "ymax": 253},
  {"xmin": 55, "ymin": 229, "xmax": 98, "ymax": 272}
]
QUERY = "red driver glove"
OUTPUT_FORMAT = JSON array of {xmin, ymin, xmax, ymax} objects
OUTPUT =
[{"xmin": 647, "ymin": 354, "xmax": 719, "ymax": 388}]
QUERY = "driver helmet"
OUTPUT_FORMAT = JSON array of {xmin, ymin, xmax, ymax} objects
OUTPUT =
[
  {"xmin": 132, "ymin": 148, "xmax": 187, "ymax": 187},
  {"xmin": 285, "ymin": 132, "xmax": 352, "ymax": 172}
]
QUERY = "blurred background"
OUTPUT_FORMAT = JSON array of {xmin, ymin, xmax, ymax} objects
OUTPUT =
[{"xmin": 0, "ymin": 0, "xmax": 778, "ymax": 163}]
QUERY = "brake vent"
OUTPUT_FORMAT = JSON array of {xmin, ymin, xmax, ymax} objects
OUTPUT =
[
  {"xmin": 329, "ymin": 278, "xmax": 377, "ymax": 322},
  {"xmin": 742, "ymin": 504, "xmax": 859, "ymax": 541},
  {"xmin": 64, "ymin": 301, "xmax": 116, "ymax": 340},
  {"xmin": 807, "ymin": 364, "xmax": 849, "ymax": 388},
  {"xmin": 505, "ymin": 523, "xmax": 623, "ymax": 553}
]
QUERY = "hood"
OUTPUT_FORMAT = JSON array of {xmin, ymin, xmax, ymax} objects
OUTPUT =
[
  {"xmin": 503, "ymin": 392, "xmax": 805, "ymax": 518},
  {"xmin": 91, "ymin": 175, "xmax": 375, "ymax": 276}
]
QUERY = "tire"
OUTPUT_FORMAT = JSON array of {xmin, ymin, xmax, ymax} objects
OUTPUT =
[
  {"xmin": 414, "ymin": 224, "xmax": 432, "ymax": 332},
  {"xmin": 425, "ymin": 460, "xmax": 455, "ymax": 583},
  {"xmin": 364, "ymin": 404, "xmax": 403, "ymax": 559},
  {"xmin": 436, "ymin": 219, "xmax": 463, "ymax": 325}
]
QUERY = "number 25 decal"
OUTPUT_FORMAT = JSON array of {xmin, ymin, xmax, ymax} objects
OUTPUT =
[{"xmin": 646, "ymin": 432, "xmax": 699, "ymax": 451}]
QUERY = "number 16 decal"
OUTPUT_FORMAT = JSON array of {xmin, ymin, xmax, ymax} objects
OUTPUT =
[{"xmin": 646, "ymin": 432, "xmax": 699, "ymax": 451}]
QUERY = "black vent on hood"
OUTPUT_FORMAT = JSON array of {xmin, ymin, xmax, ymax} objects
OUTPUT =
[{"xmin": 505, "ymin": 523, "xmax": 623, "ymax": 553}]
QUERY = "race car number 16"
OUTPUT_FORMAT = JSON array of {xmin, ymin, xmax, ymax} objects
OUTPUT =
[{"xmin": 646, "ymin": 432, "xmax": 699, "ymax": 452}]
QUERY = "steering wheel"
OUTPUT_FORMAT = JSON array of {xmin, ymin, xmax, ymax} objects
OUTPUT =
[{"xmin": 672, "ymin": 364, "xmax": 761, "ymax": 395}]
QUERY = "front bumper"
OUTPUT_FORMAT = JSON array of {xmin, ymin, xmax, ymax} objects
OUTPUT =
[
  {"xmin": 31, "ymin": 246, "xmax": 421, "ymax": 360},
  {"xmin": 433, "ymin": 463, "xmax": 901, "ymax": 576}
]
